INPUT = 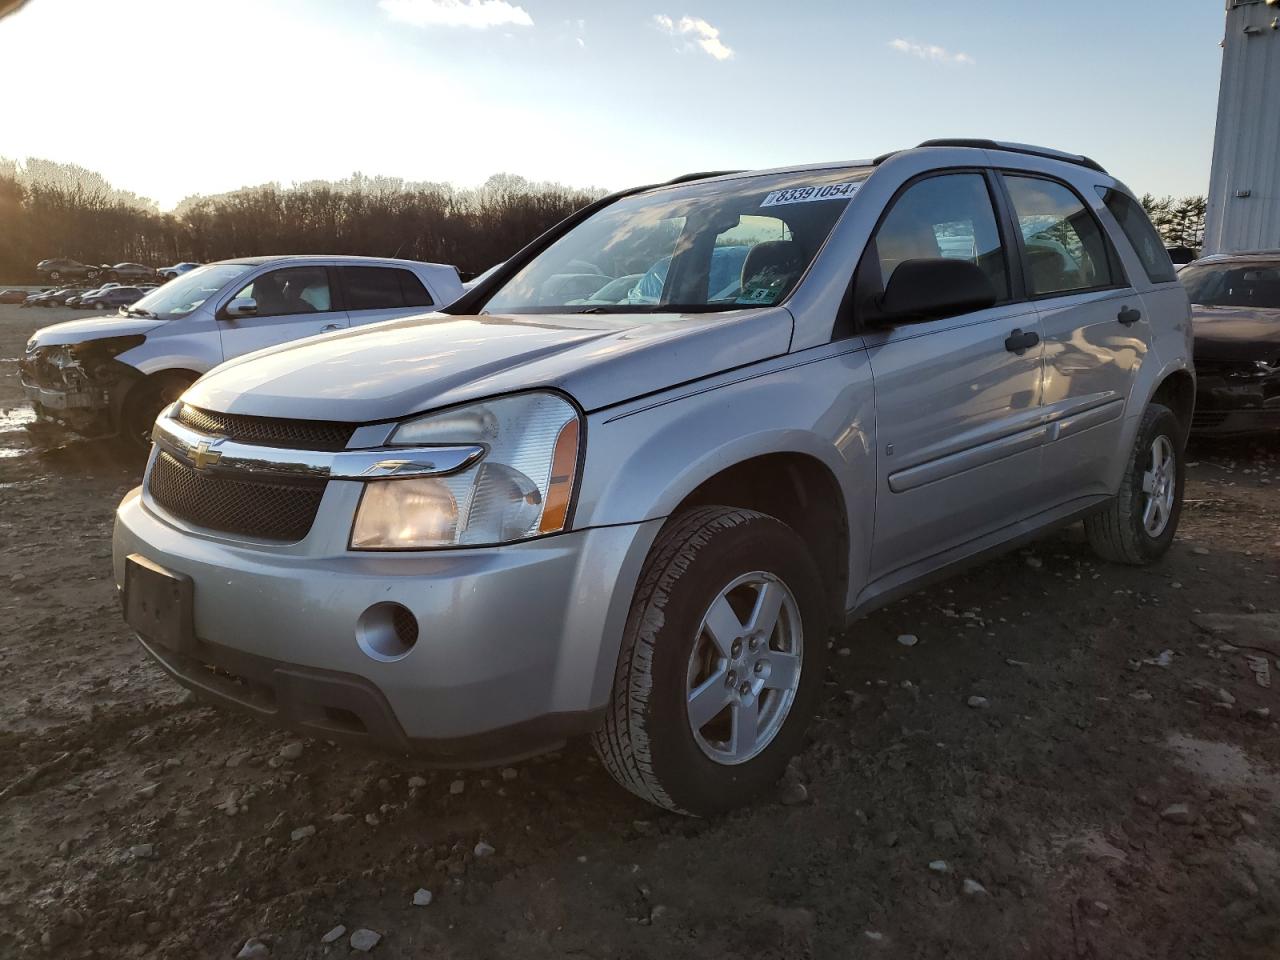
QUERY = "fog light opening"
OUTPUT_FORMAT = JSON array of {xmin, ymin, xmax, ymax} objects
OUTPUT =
[{"xmin": 356, "ymin": 602, "xmax": 419, "ymax": 662}]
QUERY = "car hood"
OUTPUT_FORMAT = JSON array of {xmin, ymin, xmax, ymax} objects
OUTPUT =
[
  {"xmin": 28, "ymin": 315, "xmax": 163, "ymax": 348},
  {"xmin": 1191, "ymin": 304, "xmax": 1280, "ymax": 362},
  {"xmin": 183, "ymin": 308, "xmax": 794, "ymax": 422}
]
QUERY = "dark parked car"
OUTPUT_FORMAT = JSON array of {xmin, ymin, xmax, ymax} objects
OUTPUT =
[
  {"xmin": 1182, "ymin": 251, "xmax": 1280, "ymax": 435},
  {"xmin": 0, "ymin": 288, "xmax": 29, "ymax": 303},
  {"xmin": 36, "ymin": 258, "xmax": 100, "ymax": 282},
  {"xmin": 38, "ymin": 286, "xmax": 89, "ymax": 307},
  {"xmin": 21, "ymin": 289, "xmax": 53, "ymax": 308},
  {"xmin": 102, "ymin": 262, "xmax": 156, "ymax": 282},
  {"xmin": 80, "ymin": 286, "xmax": 144, "ymax": 311}
]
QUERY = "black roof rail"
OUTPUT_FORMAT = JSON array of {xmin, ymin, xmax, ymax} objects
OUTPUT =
[
  {"xmin": 663, "ymin": 170, "xmax": 744, "ymax": 186},
  {"xmin": 914, "ymin": 138, "xmax": 1107, "ymax": 174}
]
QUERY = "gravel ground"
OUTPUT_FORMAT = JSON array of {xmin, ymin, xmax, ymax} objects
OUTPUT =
[{"xmin": 2, "ymin": 302, "xmax": 1279, "ymax": 959}]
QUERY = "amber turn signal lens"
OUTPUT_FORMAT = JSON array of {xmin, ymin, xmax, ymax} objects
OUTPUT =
[{"xmin": 538, "ymin": 418, "xmax": 579, "ymax": 534}]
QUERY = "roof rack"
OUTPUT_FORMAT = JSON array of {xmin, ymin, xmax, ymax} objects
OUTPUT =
[
  {"xmin": 663, "ymin": 170, "xmax": 744, "ymax": 186},
  {"xmin": 914, "ymin": 139, "xmax": 1107, "ymax": 174}
]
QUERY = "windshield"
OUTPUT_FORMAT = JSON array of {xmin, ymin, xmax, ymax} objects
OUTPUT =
[
  {"xmin": 1180, "ymin": 262, "xmax": 1280, "ymax": 308},
  {"xmin": 131, "ymin": 262, "xmax": 255, "ymax": 319},
  {"xmin": 482, "ymin": 168, "xmax": 870, "ymax": 315}
]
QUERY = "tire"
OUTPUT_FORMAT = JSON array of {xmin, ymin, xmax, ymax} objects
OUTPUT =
[
  {"xmin": 118, "ymin": 373, "xmax": 194, "ymax": 454},
  {"xmin": 1085, "ymin": 403, "xmax": 1184, "ymax": 565},
  {"xmin": 49, "ymin": 270, "xmax": 61, "ymax": 282},
  {"xmin": 592, "ymin": 506, "xmax": 828, "ymax": 816}
]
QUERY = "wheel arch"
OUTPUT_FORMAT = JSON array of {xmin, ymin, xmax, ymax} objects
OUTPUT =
[
  {"xmin": 665, "ymin": 451, "xmax": 850, "ymax": 628},
  {"xmin": 1149, "ymin": 368, "xmax": 1195, "ymax": 444}
]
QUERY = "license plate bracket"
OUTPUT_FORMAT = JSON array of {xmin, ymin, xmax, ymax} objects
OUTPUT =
[{"xmin": 123, "ymin": 554, "xmax": 194, "ymax": 652}]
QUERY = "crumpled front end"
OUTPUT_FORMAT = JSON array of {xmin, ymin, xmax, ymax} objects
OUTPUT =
[{"xmin": 18, "ymin": 337, "xmax": 143, "ymax": 436}]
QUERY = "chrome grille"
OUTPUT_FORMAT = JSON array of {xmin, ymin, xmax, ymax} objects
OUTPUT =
[{"xmin": 148, "ymin": 450, "xmax": 327, "ymax": 542}]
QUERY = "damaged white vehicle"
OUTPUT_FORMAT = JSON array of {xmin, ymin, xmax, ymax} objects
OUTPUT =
[{"xmin": 20, "ymin": 256, "xmax": 464, "ymax": 450}]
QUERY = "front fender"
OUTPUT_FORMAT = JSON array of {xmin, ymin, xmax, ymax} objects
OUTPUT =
[{"xmin": 575, "ymin": 344, "xmax": 877, "ymax": 607}]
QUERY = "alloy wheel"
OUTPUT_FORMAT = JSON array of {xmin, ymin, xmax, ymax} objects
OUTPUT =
[
  {"xmin": 685, "ymin": 571, "xmax": 803, "ymax": 765},
  {"xmin": 1141, "ymin": 434, "xmax": 1176, "ymax": 537}
]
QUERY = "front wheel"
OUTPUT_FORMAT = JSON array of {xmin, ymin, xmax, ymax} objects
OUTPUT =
[
  {"xmin": 1085, "ymin": 403, "xmax": 1185, "ymax": 565},
  {"xmin": 48, "ymin": 270, "xmax": 62, "ymax": 282},
  {"xmin": 118, "ymin": 373, "xmax": 195, "ymax": 455},
  {"xmin": 592, "ymin": 506, "xmax": 828, "ymax": 816}
]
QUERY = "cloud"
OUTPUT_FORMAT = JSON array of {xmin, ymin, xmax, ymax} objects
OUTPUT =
[
  {"xmin": 888, "ymin": 38, "xmax": 974, "ymax": 65},
  {"xmin": 653, "ymin": 14, "xmax": 734, "ymax": 61},
  {"xmin": 378, "ymin": 0, "xmax": 533, "ymax": 30}
]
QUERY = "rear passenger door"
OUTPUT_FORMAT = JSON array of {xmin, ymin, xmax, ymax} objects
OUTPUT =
[
  {"xmin": 1001, "ymin": 174, "xmax": 1151, "ymax": 502},
  {"xmin": 217, "ymin": 265, "xmax": 349, "ymax": 360},
  {"xmin": 338, "ymin": 266, "xmax": 436, "ymax": 328},
  {"xmin": 861, "ymin": 171, "xmax": 1048, "ymax": 580}
]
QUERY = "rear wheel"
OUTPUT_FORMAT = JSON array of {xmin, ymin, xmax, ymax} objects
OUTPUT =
[
  {"xmin": 1085, "ymin": 403, "xmax": 1184, "ymax": 565},
  {"xmin": 49, "ymin": 270, "xmax": 62, "ymax": 282},
  {"xmin": 118, "ymin": 373, "xmax": 194, "ymax": 454},
  {"xmin": 592, "ymin": 506, "xmax": 828, "ymax": 815}
]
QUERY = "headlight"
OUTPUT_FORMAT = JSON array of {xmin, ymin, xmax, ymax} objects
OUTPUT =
[{"xmin": 350, "ymin": 391, "xmax": 581, "ymax": 550}]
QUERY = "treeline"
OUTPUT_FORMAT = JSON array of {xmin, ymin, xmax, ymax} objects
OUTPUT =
[
  {"xmin": 1140, "ymin": 194, "xmax": 1206, "ymax": 251},
  {"xmin": 0, "ymin": 159, "xmax": 604, "ymax": 280}
]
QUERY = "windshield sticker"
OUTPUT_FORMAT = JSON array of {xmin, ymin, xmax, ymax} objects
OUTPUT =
[{"xmin": 760, "ymin": 181, "xmax": 863, "ymax": 208}]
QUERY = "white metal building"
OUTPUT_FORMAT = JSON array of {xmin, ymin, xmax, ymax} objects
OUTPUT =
[{"xmin": 1204, "ymin": 0, "xmax": 1280, "ymax": 254}]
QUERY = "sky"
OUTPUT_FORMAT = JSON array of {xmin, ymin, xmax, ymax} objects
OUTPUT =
[{"xmin": 0, "ymin": 0, "xmax": 1229, "ymax": 211}]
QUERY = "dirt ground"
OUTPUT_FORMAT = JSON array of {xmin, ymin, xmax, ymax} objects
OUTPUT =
[{"xmin": 1, "ymin": 302, "xmax": 1278, "ymax": 960}]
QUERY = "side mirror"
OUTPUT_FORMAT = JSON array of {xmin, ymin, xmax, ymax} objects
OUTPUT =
[
  {"xmin": 879, "ymin": 258, "xmax": 997, "ymax": 322},
  {"xmin": 223, "ymin": 297, "xmax": 257, "ymax": 319}
]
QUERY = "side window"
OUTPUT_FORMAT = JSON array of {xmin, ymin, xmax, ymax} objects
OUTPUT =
[
  {"xmin": 1098, "ymin": 188, "xmax": 1177, "ymax": 284},
  {"xmin": 342, "ymin": 267, "xmax": 404, "ymax": 310},
  {"xmin": 341, "ymin": 267, "xmax": 435, "ymax": 310},
  {"xmin": 232, "ymin": 267, "xmax": 332, "ymax": 317},
  {"xmin": 398, "ymin": 270, "xmax": 434, "ymax": 307},
  {"xmin": 1004, "ymin": 176, "xmax": 1117, "ymax": 296},
  {"xmin": 869, "ymin": 173, "xmax": 1010, "ymax": 301}
]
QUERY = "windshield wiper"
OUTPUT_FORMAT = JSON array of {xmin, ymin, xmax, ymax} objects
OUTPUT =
[{"xmin": 123, "ymin": 307, "xmax": 154, "ymax": 318}]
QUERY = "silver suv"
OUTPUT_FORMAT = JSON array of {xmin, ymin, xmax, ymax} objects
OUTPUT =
[{"xmin": 114, "ymin": 141, "xmax": 1194, "ymax": 815}]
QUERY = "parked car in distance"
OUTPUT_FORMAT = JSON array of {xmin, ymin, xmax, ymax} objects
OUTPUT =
[
  {"xmin": 70, "ymin": 283, "xmax": 123, "ymax": 307},
  {"xmin": 21, "ymin": 289, "xmax": 52, "ymax": 308},
  {"xmin": 0, "ymin": 288, "xmax": 31, "ymax": 303},
  {"xmin": 36, "ymin": 258, "xmax": 100, "ymax": 282},
  {"xmin": 39, "ymin": 286, "xmax": 91, "ymax": 307},
  {"xmin": 80, "ymin": 286, "xmax": 144, "ymax": 311},
  {"xmin": 1180, "ymin": 250, "xmax": 1280, "ymax": 434},
  {"xmin": 111, "ymin": 141, "xmax": 1194, "ymax": 814},
  {"xmin": 102, "ymin": 262, "xmax": 156, "ymax": 282},
  {"xmin": 22, "ymin": 255, "xmax": 464, "ymax": 448},
  {"xmin": 157, "ymin": 262, "xmax": 200, "ymax": 280}
]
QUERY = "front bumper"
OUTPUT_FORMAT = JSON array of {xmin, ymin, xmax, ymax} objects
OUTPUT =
[
  {"xmin": 1192, "ymin": 370, "xmax": 1280, "ymax": 435},
  {"xmin": 113, "ymin": 485, "xmax": 660, "ymax": 763},
  {"xmin": 21, "ymin": 381, "xmax": 113, "ymax": 434}
]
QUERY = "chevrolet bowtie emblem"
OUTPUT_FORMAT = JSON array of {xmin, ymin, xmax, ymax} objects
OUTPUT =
[{"xmin": 191, "ymin": 440, "xmax": 223, "ymax": 470}]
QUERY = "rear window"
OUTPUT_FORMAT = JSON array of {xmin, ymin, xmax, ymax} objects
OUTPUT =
[
  {"xmin": 1180, "ymin": 262, "xmax": 1280, "ymax": 308},
  {"xmin": 341, "ymin": 267, "xmax": 434, "ymax": 310},
  {"xmin": 1098, "ymin": 188, "xmax": 1177, "ymax": 284}
]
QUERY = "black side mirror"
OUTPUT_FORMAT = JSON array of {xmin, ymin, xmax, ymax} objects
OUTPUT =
[{"xmin": 879, "ymin": 258, "xmax": 997, "ymax": 322}]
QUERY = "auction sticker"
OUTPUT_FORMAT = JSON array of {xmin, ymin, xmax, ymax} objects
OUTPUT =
[{"xmin": 761, "ymin": 181, "xmax": 863, "ymax": 207}]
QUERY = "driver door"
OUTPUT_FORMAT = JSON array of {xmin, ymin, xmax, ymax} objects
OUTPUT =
[
  {"xmin": 217, "ymin": 265, "xmax": 349, "ymax": 360},
  {"xmin": 860, "ymin": 171, "xmax": 1048, "ymax": 580}
]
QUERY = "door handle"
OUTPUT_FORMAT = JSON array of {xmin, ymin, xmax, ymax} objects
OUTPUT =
[
  {"xmin": 1004, "ymin": 328, "xmax": 1040, "ymax": 355},
  {"xmin": 321, "ymin": 323, "xmax": 342, "ymax": 332},
  {"xmin": 1117, "ymin": 306, "xmax": 1142, "ymax": 326}
]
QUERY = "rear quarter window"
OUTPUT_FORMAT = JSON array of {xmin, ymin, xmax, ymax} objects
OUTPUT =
[
  {"xmin": 1097, "ymin": 188, "xmax": 1177, "ymax": 284},
  {"xmin": 341, "ymin": 267, "xmax": 435, "ymax": 310}
]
